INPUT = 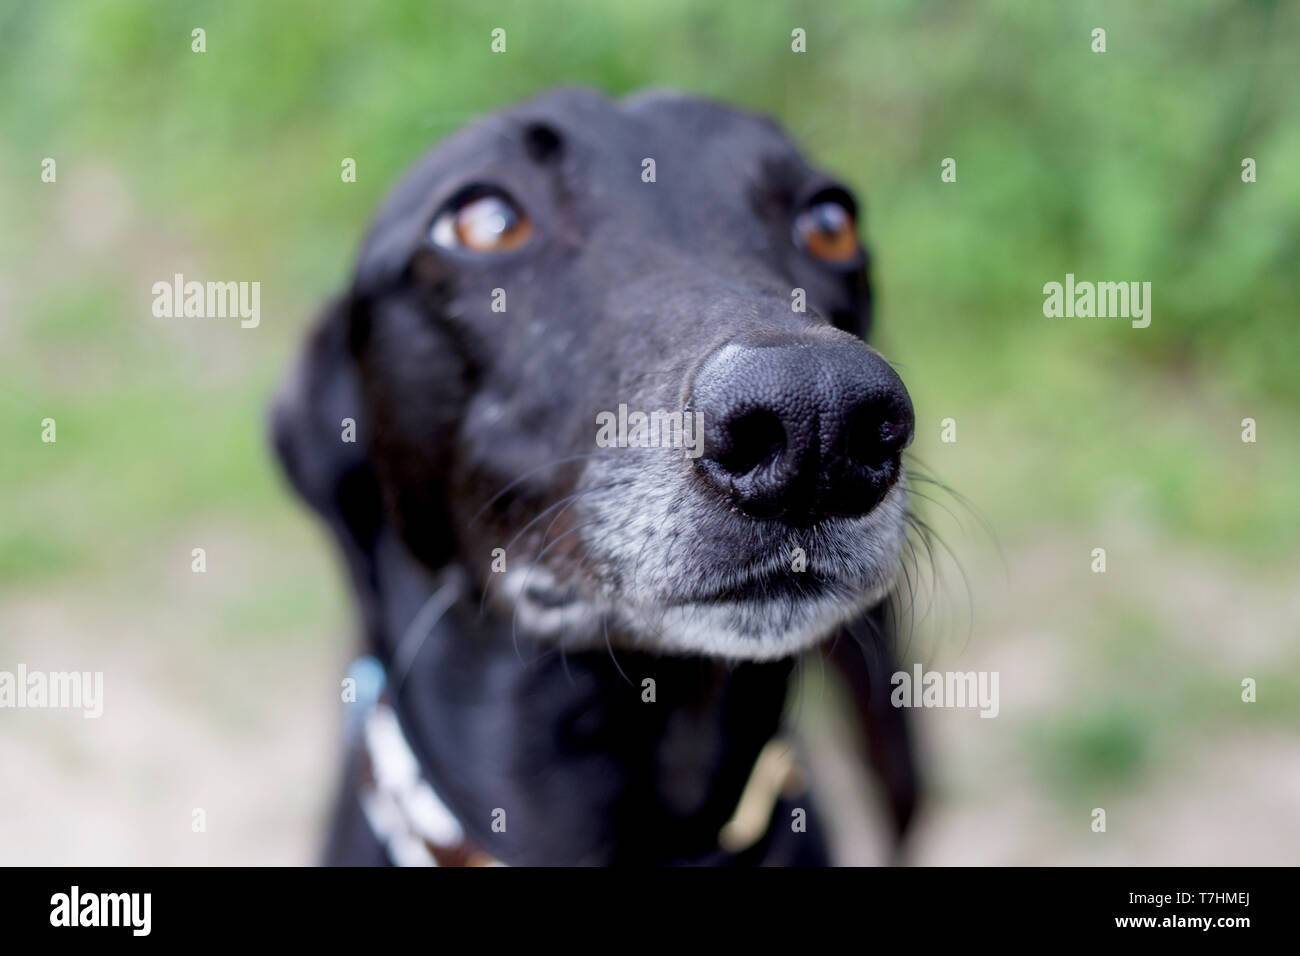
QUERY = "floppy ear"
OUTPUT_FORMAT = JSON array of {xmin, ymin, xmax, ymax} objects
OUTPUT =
[
  {"xmin": 819, "ymin": 248, "xmax": 873, "ymax": 342},
  {"xmin": 842, "ymin": 249, "xmax": 874, "ymax": 342},
  {"xmin": 855, "ymin": 254, "xmax": 874, "ymax": 341},
  {"xmin": 827, "ymin": 603, "xmax": 920, "ymax": 856},
  {"xmin": 269, "ymin": 295, "xmax": 386, "ymax": 629}
]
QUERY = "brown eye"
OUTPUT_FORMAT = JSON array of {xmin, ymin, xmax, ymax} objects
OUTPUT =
[
  {"xmin": 431, "ymin": 192, "xmax": 533, "ymax": 253},
  {"xmin": 794, "ymin": 200, "xmax": 858, "ymax": 263}
]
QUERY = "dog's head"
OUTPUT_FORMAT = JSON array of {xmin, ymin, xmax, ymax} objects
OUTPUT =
[{"xmin": 273, "ymin": 87, "xmax": 913, "ymax": 661}]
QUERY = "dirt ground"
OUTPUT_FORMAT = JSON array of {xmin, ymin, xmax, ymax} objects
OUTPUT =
[{"xmin": 1, "ymin": 524, "xmax": 1296, "ymax": 866}]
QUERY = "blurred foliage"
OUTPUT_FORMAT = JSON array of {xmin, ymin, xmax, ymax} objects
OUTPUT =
[{"xmin": 1, "ymin": 0, "xmax": 1297, "ymax": 586}]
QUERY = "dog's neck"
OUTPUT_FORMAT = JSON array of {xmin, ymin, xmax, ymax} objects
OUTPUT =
[{"xmin": 349, "ymin": 533, "xmax": 799, "ymax": 865}]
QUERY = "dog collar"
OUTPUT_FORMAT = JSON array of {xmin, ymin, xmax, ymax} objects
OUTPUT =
[
  {"xmin": 347, "ymin": 655, "xmax": 497, "ymax": 867},
  {"xmin": 358, "ymin": 697, "xmax": 500, "ymax": 866},
  {"xmin": 351, "ymin": 653, "xmax": 802, "ymax": 865},
  {"xmin": 346, "ymin": 585, "xmax": 805, "ymax": 866}
]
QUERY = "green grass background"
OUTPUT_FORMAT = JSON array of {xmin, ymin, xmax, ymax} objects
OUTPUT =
[{"xmin": 1, "ymin": 0, "xmax": 1297, "ymax": 838}]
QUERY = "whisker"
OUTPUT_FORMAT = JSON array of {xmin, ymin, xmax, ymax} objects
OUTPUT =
[
  {"xmin": 477, "ymin": 479, "xmax": 630, "ymax": 620},
  {"xmin": 509, "ymin": 518, "xmax": 605, "ymax": 664},
  {"xmin": 904, "ymin": 513, "xmax": 941, "ymax": 631},
  {"xmin": 468, "ymin": 452, "xmax": 604, "ymax": 526},
  {"xmin": 602, "ymin": 611, "xmax": 633, "ymax": 685},
  {"xmin": 908, "ymin": 511, "xmax": 975, "ymax": 656},
  {"xmin": 905, "ymin": 458, "xmax": 1005, "ymax": 576}
]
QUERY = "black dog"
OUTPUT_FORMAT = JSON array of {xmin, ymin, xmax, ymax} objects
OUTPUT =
[{"xmin": 272, "ymin": 87, "xmax": 919, "ymax": 865}]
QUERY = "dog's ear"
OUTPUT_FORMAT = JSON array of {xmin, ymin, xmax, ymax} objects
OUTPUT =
[
  {"xmin": 819, "ymin": 250, "xmax": 873, "ymax": 342},
  {"xmin": 269, "ymin": 295, "xmax": 385, "ymax": 601},
  {"xmin": 856, "ymin": 258, "xmax": 874, "ymax": 341},
  {"xmin": 828, "ymin": 604, "xmax": 919, "ymax": 854},
  {"xmin": 840, "ymin": 254, "xmax": 874, "ymax": 342}
]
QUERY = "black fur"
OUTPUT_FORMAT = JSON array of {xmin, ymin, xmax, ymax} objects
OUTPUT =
[{"xmin": 271, "ymin": 87, "xmax": 919, "ymax": 865}]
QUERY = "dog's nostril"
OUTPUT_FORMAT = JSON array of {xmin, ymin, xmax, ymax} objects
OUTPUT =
[
  {"xmin": 522, "ymin": 122, "xmax": 564, "ymax": 164},
  {"xmin": 717, "ymin": 409, "xmax": 786, "ymax": 476},
  {"xmin": 844, "ymin": 399, "xmax": 914, "ymax": 467},
  {"xmin": 690, "ymin": 334, "xmax": 913, "ymax": 522}
]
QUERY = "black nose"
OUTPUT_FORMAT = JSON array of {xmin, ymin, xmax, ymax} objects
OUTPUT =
[{"xmin": 688, "ymin": 334, "xmax": 913, "ymax": 521}]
